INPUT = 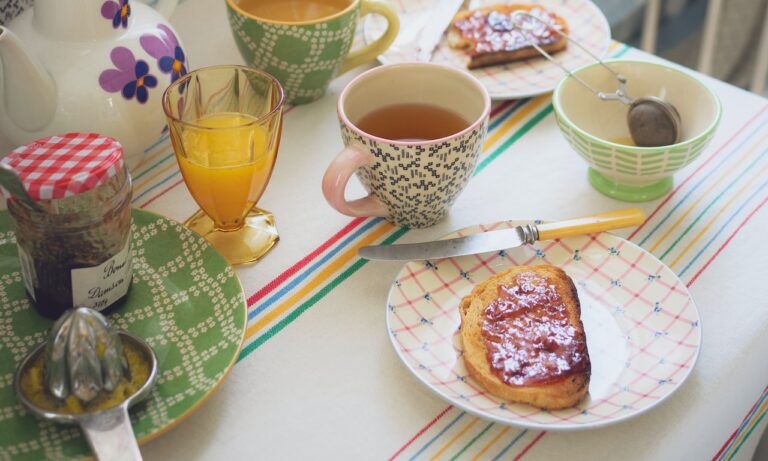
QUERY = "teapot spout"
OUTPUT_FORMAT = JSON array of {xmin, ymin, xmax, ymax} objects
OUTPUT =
[{"xmin": 0, "ymin": 27, "xmax": 56, "ymax": 132}]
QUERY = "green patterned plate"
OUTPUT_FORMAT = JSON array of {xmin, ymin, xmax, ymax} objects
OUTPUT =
[{"xmin": 0, "ymin": 209, "xmax": 247, "ymax": 460}]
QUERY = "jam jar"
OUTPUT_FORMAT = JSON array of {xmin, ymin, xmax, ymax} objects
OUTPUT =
[{"xmin": 3, "ymin": 133, "xmax": 133, "ymax": 319}]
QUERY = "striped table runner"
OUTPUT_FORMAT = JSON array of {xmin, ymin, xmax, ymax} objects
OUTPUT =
[{"xmin": 130, "ymin": 41, "xmax": 768, "ymax": 460}]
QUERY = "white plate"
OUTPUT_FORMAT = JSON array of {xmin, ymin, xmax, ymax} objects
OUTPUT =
[
  {"xmin": 364, "ymin": 0, "xmax": 611, "ymax": 99},
  {"xmin": 386, "ymin": 221, "xmax": 701, "ymax": 430}
]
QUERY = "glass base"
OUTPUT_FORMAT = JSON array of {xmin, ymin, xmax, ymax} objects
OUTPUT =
[
  {"xmin": 184, "ymin": 207, "xmax": 279, "ymax": 265},
  {"xmin": 588, "ymin": 168, "xmax": 673, "ymax": 202}
]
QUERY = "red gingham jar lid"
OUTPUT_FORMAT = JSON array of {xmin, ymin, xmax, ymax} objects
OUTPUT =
[{"xmin": 1, "ymin": 133, "xmax": 125, "ymax": 201}]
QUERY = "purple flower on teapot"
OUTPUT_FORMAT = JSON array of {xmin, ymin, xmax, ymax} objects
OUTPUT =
[
  {"xmin": 101, "ymin": 0, "xmax": 131, "ymax": 29},
  {"xmin": 140, "ymin": 24, "xmax": 187, "ymax": 83},
  {"xmin": 99, "ymin": 47, "xmax": 158, "ymax": 104}
]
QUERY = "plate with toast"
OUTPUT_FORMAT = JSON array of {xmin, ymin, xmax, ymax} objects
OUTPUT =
[
  {"xmin": 386, "ymin": 220, "xmax": 701, "ymax": 430},
  {"xmin": 363, "ymin": 0, "xmax": 611, "ymax": 99}
]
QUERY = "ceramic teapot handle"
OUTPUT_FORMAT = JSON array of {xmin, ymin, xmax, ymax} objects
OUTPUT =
[{"xmin": 145, "ymin": 0, "xmax": 178, "ymax": 18}]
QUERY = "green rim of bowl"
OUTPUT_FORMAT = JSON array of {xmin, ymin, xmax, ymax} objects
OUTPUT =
[{"xmin": 552, "ymin": 59, "xmax": 723, "ymax": 152}]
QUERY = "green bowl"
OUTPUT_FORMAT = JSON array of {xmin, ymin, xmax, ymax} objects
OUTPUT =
[{"xmin": 553, "ymin": 60, "xmax": 722, "ymax": 202}]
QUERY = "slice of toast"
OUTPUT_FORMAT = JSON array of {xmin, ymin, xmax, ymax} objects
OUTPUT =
[
  {"xmin": 448, "ymin": 4, "xmax": 569, "ymax": 69},
  {"xmin": 459, "ymin": 265, "xmax": 590, "ymax": 409}
]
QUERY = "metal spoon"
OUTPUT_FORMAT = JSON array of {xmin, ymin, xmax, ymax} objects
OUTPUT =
[
  {"xmin": 0, "ymin": 162, "xmax": 47, "ymax": 212},
  {"xmin": 14, "ymin": 330, "xmax": 158, "ymax": 461},
  {"xmin": 509, "ymin": 11, "xmax": 682, "ymax": 147}
]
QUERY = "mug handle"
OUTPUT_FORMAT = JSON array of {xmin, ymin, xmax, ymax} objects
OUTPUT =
[
  {"xmin": 322, "ymin": 146, "xmax": 388, "ymax": 218},
  {"xmin": 337, "ymin": 0, "xmax": 400, "ymax": 75}
]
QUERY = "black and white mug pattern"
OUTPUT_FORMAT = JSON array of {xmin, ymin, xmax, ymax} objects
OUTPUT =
[
  {"xmin": 340, "ymin": 121, "xmax": 488, "ymax": 228},
  {"xmin": 1, "ymin": 0, "xmax": 33, "ymax": 26}
]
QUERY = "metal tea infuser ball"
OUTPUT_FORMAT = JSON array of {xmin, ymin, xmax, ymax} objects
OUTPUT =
[{"xmin": 510, "ymin": 11, "xmax": 682, "ymax": 147}]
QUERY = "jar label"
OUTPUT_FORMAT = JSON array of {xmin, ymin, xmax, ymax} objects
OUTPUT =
[
  {"xmin": 17, "ymin": 245, "xmax": 36, "ymax": 301},
  {"xmin": 71, "ymin": 236, "xmax": 132, "ymax": 311}
]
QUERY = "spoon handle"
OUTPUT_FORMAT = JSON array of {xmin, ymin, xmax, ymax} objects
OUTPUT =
[
  {"xmin": 80, "ymin": 405, "xmax": 143, "ymax": 461},
  {"xmin": 0, "ymin": 163, "xmax": 45, "ymax": 212}
]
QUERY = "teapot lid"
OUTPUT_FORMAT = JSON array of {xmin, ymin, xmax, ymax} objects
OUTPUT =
[{"xmin": 1, "ymin": 133, "xmax": 125, "ymax": 201}]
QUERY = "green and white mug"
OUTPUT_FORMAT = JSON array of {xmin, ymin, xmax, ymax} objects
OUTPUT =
[{"xmin": 226, "ymin": 0, "xmax": 399, "ymax": 105}]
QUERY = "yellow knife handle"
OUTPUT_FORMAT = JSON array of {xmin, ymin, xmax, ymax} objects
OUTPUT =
[{"xmin": 536, "ymin": 208, "xmax": 645, "ymax": 241}]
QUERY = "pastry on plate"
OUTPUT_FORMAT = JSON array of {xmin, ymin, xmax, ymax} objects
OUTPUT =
[
  {"xmin": 448, "ymin": 4, "xmax": 569, "ymax": 69},
  {"xmin": 459, "ymin": 265, "xmax": 590, "ymax": 409}
]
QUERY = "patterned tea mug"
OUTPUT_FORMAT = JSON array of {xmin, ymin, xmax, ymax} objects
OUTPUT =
[
  {"xmin": 0, "ymin": 0, "xmax": 33, "ymax": 25},
  {"xmin": 322, "ymin": 63, "xmax": 491, "ymax": 228},
  {"xmin": 226, "ymin": 0, "xmax": 399, "ymax": 105}
]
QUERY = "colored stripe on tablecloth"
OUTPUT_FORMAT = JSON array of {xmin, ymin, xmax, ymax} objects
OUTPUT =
[
  {"xmin": 248, "ymin": 217, "xmax": 368, "ymax": 306},
  {"xmin": 487, "ymin": 428, "xmax": 526, "ymax": 461},
  {"xmin": 389, "ymin": 103, "xmax": 768, "ymax": 460},
  {"xmin": 130, "ymin": 136, "xmax": 178, "ymax": 207},
  {"xmin": 447, "ymin": 422, "xmax": 494, "ymax": 460},
  {"xmin": 712, "ymin": 385, "xmax": 768, "ymax": 460},
  {"xmin": 241, "ymin": 221, "xmax": 402, "ymax": 353},
  {"xmin": 630, "ymin": 104, "xmax": 768, "ymax": 244},
  {"xmin": 429, "ymin": 417, "xmax": 481, "ymax": 460},
  {"xmin": 387, "ymin": 406, "xmax": 455, "ymax": 461},
  {"xmin": 247, "ymin": 217, "xmax": 383, "ymax": 320}
]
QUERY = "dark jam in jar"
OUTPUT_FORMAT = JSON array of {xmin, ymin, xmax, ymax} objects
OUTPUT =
[
  {"xmin": 480, "ymin": 272, "xmax": 589, "ymax": 386},
  {"xmin": 4, "ymin": 134, "xmax": 133, "ymax": 319}
]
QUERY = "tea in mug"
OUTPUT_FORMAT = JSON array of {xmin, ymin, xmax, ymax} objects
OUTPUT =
[
  {"xmin": 355, "ymin": 104, "xmax": 470, "ymax": 142},
  {"xmin": 237, "ymin": 0, "xmax": 349, "ymax": 22}
]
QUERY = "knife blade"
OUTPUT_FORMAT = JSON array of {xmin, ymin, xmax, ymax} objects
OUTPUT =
[
  {"xmin": 359, "ymin": 226, "xmax": 531, "ymax": 261},
  {"xmin": 417, "ymin": 0, "xmax": 466, "ymax": 62},
  {"xmin": 358, "ymin": 208, "xmax": 646, "ymax": 261}
]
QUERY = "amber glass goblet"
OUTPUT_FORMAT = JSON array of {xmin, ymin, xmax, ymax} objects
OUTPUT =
[{"xmin": 163, "ymin": 65, "xmax": 284, "ymax": 265}]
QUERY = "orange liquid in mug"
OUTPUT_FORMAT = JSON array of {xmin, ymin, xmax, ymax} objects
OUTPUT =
[
  {"xmin": 237, "ymin": 0, "xmax": 349, "ymax": 22},
  {"xmin": 355, "ymin": 104, "xmax": 470, "ymax": 142},
  {"xmin": 177, "ymin": 113, "xmax": 276, "ymax": 229}
]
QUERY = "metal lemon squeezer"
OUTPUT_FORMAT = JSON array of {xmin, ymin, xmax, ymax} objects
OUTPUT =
[
  {"xmin": 510, "ymin": 10, "xmax": 682, "ymax": 147},
  {"xmin": 14, "ymin": 307, "xmax": 158, "ymax": 461}
]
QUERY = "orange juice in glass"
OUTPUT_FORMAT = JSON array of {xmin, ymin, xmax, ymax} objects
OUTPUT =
[{"xmin": 163, "ymin": 66, "xmax": 284, "ymax": 264}]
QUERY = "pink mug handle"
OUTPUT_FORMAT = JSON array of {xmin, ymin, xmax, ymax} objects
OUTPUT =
[{"xmin": 322, "ymin": 146, "xmax": 388, "ymax": 218}]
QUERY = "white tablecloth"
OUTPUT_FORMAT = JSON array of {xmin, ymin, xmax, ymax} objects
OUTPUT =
[{"xmin": 117, "ymin": 1, "xmax": 768, "ymax": 459}]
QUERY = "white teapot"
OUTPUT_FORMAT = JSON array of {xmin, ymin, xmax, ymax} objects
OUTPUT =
[{"xmin": 0, "ymin": 0, "xmax": 187, "ymax": 169}]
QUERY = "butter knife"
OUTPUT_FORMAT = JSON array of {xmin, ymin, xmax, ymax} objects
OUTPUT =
[
  {"xmin": 417, "ymin": 0, "xmax": 467, "ymax": 61},
  {"xmin": 358, "ymin": 208, "xmax": 645, "ymax": 261}
]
